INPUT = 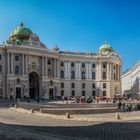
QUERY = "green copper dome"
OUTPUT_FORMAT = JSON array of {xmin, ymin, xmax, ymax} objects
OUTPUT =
[
  {"xmin": 10, "ymin": 22, "xmax": 33, "ymax": 44},
  {"xmin": 99, "ymin": 43, "xmax": 114, "ymax": 52}
]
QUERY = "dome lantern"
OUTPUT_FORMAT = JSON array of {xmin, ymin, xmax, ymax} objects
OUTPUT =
[{"xmin": 99, "ymin": 43, "xmax": 114, "ymax": 55}]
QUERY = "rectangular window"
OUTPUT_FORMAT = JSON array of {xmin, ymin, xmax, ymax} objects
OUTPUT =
[
  {"xmin": 71, "ymin": 62, "xmax": 75, "ymax": 67},
  {"xmin": 71, "ymin": 90, "xmax": 75, "ymax": 96},
  {"xmin": 82, "ymin": 90, "xmax": 85, "ymax": 96},
  {"xmin": 103, "ymin": 83, "xmax": 106, "ymax": 89},
  {"xmin": 0, "ymin": 55, "xmax": 2, "ymax": 60},
  {"xmin": 0, "ymin": 89, "xmax": 3, "ymax": 98},
  {"xmin": 61, "ymin": 90, "xmax": 64, "ymax": 96},
  {"xmin": 48, "ymin": 59, "xmax": 51, "ymax": 65},
  {"xmin": 82, "ymin": 83, "xmax": 85, "ymax": 88},
  {"xmin": 92, "ymin": 90, "xmax": 96, "ymax": 96},
  {"xmin": 61, "ymin": 83, "xmax": 64, "ymax": 88},
  {"xmin": 92, "ymin": 63, "xmax": 96, "ymax": 68},
  {"xmin": 15, "ymin": 55, "xmax": 19, "ymax": 61},
  {"xmin": 92, "ymin": 83, "xmax": 96, "ymax": 89},
  {"xmin": 102, "ymin": 63, "xmax": 106, "ymax": 69},
  {"xmin": 71, "ymin": 83, "xmax": 75, "ymax": 88}
]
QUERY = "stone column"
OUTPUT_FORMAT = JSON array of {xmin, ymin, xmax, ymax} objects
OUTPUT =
[
  {"xmin": 75, "ymin": 62, "xmax": 78, "ymax": 79},
  {"xmin": 26, "ymin": 55, "xmax": 28, "ymax": 74},
  {"xmin": 109, "ymin": 63, "xmax": 112, "ymax": 80},
  {"xmin": 78, "ymin": 62, "xmax": 81, "ymax": 79},
  {"xmin": 107, "ymin": 62, "xmax": 110, "ymax": 80},
  {"xmin": 22, "ymin": 54, "xmax": 24, "ymax": 74},
  {"xmin": 99, "ymin": 62, "xmax": 102, "ymax": 80},
  {"xmin": 86, "ymin": 63, "xmax": 88, "ymax": 79},
  {"xmin": 88, "ymin": 63, "xmax": 92, "ymax": 79},
  {"xmin": 42, "ymin": 57, "xmax": 44, "ymax": 76},
  {"xmin": 64, "ymin": 61, "xmax": 68, "ymax": 79},
  {"xmin": 56, "ymin": 59, "xmax": 60, "ymax": 78},
  {"xmin": 11, "ymin": 53, "xmax": 14, "ymax": 74},
  {"xmin": 54, "ymin": 59, "xmax": 56, "ymax": 78},
  {"xmin": 67, "ymin": 62, "xmax": 70, "ymax": 79},
  {"xmin": 7, "ymin": 53, "xmax": 10, "ymax": 74},
  {"xmin": 45, "ymin": 57, "xmax": 47, "ymax": 77}
]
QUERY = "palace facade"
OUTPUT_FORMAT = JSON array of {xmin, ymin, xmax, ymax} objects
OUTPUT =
[{"xmin": 0, "ymin": 23, "xmax": 121, "ymax": 99}]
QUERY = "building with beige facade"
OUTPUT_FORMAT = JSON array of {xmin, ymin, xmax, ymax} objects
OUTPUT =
[{"xmin": 0, "ymin": 23, "xmax": 121, "ymax": 99}]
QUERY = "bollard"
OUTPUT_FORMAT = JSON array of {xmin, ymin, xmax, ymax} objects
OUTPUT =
[
  {"xmin": 115, "ymin": 112, "xmax": 121, "ymax": 120},
  {"xmin": 66, "ymin": 112, "xmax": 70, "ymax": 119},
  {"xmin": 14, "ymin": 104, "xmax": 18, "ymax": 108},
  {"xmin": 30, "ymin": 109, "xmax": 34, "ymax": 113}
]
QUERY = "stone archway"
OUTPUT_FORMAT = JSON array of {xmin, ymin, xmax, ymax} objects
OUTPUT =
[{"xmin": 29, "ymin": 72, "xmax": 39, "ymax": 99}]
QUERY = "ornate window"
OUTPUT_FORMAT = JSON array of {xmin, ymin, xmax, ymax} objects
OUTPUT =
[
  {"xmin": 92, "ymin": 72, "xmax": 96, "ymax": 79},
  {"xmin": 48, "ymin": 69, "xmax": 51, "ymax": 77},
  {"xmin": 81, "ymin": 71, "xmax": 86, "ymax": 79},
  {"xmin": 92, "ymin": 63, "xmax": 96, "ymax": 68},
  {"xmin": 61, "ymin": 83, "xmax": 64, "ymax": 88},
  {"xmin": 103, "ymin": 83, "xmax": 106, "ymax": 89},
  {"xmin": 82, "ymin": 63, "xmax": 85, "ymax": 68},
  {"xmin": 102, "ymin": 63, "xmax": 106, "ymax": 69},
  {"xmin": 60, "ymin": 61, "xmax": 64, "ymax": 67},
  {"xmin": 0, "ymin": 55, "xmax": 2, "ymax": 60},
  {"xmin": 71, "ymin": 62, "xmax": 75, "ymax": 67},
  {"xmin": 102, "ymin": 72, "xmax": 106, "ymax": 79},
  {"xmin": 48, "ymin": 59, "xmax": 51, "ymax": 65},
  {"xmin": 15, "ymin": 65, "xmax": 20, "ymax": 74},
  {"xmin": 103, "ymin": 90, "xmax": 106, "ymax": 96},
  {"xmin": 92, "ymin": 90, "xmax": 96, "ymax": 96},
  {"xmin": 82, "ymin": 90, "xmax": 85, "ymax": 96},
  {"xmin": 0, "ymin": 89, "xmax": 3, "ymax": 97},
  {"xmin": 61, "ymin": 90, "xmax": 64, "ymax": 96},
  {"xmin": 71, "ymin": 71, "xmax": 75, "ymax": 79},
  {"xmin": 92, "ymin": 83, "xmax": 96, "ymax": 89},
  {"xmin": 0, "ymin": 65, "xmax": 2, "ymax": 74},
  {"xmin": 71, "ymin": 83, "xmax": 75, "ymax": 88},
  {"xmin": 15, "ymin": 55, "xmax": 19, "ymax": 61},
  {"xmin": 82, "ymin": 83, "xmax": 85, "ymax": 89},
  {"xmin": 71, "ymin": 90, "xmax": 75, "ymax": 96},
  {"xmin": 60, "ymin": 70, "xmax": 64, "ymax": 79}
]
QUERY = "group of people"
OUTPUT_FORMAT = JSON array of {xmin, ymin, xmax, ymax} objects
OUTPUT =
[
  {"xmin": 118, "ymin": 100, "xmax": 140, "ymax": 112},
  {"xmin": 118, "ymin": 101, "xmax": 132, "ymax": 112}
]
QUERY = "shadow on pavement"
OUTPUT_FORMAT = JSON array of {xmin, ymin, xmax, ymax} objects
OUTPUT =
[{"xmin": 0, "ymin": 122, "xmax": 140, "ymax": 140}]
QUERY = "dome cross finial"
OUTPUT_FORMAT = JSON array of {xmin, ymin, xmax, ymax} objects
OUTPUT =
[{"xmin": 20, "ymin": 22, "xmax": 24, "ymax": 27}]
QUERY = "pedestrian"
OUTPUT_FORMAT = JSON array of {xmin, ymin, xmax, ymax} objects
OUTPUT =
[
  {"xmin": 118, "ymin": 101, "xmax": 122, "ymax": 112},
  {"xmin": 122, "ymin": 102, "xmax": 125, "ymax": 112}
]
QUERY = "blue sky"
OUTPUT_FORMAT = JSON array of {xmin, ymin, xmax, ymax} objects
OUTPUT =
[{"xmin": 0, "ymin": 0, "xmax": 140, "ymax": 71}]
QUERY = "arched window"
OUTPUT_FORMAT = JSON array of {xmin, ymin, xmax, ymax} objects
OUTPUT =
[
  {"xmin": 81, "ymin": 71, "xmax": 86, "ymax": 79},
  {"xmin": 92, "ymin": 72, "xmax": 96, "ymax": 79},
  {"xmin": 60, "ymin": 70, "xmax": 64, "ymax": 79},
  {"xmin": 0, "ymin": 65, "xmax": 2, "ymax": 74},
  {"xmin": 102, "ymin": 72, "xmax": 106, "ymax": 79},
  {"xmin": 15, "ymin": 65, "xmax": 19, "ymax": 74},
  {"xmin": 71, "ymin": 71, "xmax": 75, "ymax": 79},
  {"xmin": 103, "ymin": 90, "xmax": 106, "ymax": 96}
]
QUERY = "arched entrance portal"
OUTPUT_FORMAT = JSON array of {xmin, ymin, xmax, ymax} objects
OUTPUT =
[{"xmin": 29, "ymin": 72, "xmax": 39, "ymax": 99}]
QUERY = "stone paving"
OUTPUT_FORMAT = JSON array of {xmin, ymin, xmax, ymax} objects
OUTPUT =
[{"xmin": 1, "ymin": 99, "xmax": 140, "ymax": 140}]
